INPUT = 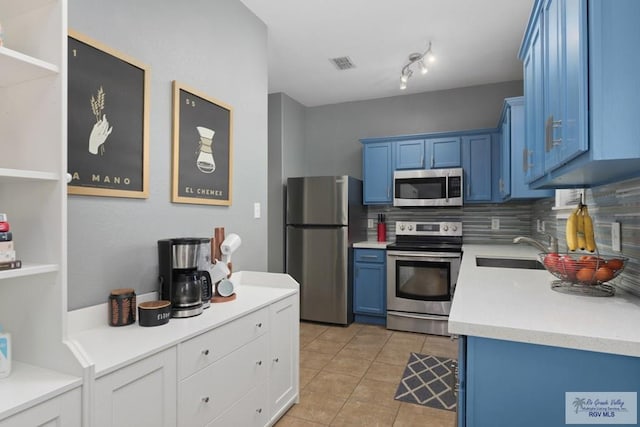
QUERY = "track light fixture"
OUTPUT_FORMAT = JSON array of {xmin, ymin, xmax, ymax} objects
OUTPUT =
[{"xmin": 399, "ymin": 41, "xmax": 435, "ymax": 90}]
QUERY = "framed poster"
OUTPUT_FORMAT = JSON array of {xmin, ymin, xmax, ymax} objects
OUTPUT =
[
  {"xmin": 67, "ymin": 30, "xmax": 150, "ymax": 198},
  {"xmin": 171, "ymin": 81, "xmax": 233, "ymax": 206}
]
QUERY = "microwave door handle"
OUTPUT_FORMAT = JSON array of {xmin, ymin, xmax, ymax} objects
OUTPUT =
[{"xmin": 445, "ymin": 175, "xmax": 449, "ymax": 202}]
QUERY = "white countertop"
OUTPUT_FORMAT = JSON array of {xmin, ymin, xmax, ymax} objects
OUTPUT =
[
  {"xmin": 449, "ymin": 244, "xmax": 640, "ymax": 357},
  {"xmin": 68, "ymin": 271, "xmax": 299, "ymax": 377},
  {"xmin": 353, "ymin": 241, "xmax": 390, "ymax": 249}
]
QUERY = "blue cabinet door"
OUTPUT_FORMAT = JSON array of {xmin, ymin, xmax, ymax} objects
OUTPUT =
[
  {"xmin": 523, "ymin": 13, "xmax": 546, "ymax": 182},
  {"xmin": 426, "ymin": 137, "xmax": 461, "ymax": 169},
  {"xmin": 362, "ymin": 142, "xmax": 392, "ymax": 204},
  {"xmin": 353, "ymin": 249, "xmax": 386, "ymax": 319},
  {"xmin": 457, "ymin": 337, "xmax": 467, "ymax": 427},
  {"xmin": 508, "ymin": 99, "xmax": 554, "ymax": 199},
  {"xmin": 354, "ymin": 262, "xmax": 385, "ymax": 315},
  {"xmin": 465, "ymin": 336, "xmax": 640, "ymax": 427},
  {"xmin": 395, "ymin": 139, "xmax": 425, "ymax": 169},
  {"xmin": 462, "ymin": 134, "xmax": 492, "ymax": 202}
]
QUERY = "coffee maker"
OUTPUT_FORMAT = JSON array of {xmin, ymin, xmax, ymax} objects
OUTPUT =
[{"xmin": 158, "ymin": 238, "xmax": 212, "ymax": 318}]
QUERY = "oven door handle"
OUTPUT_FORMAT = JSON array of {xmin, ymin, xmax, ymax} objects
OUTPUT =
[
  {"xmin": 388, "ymin": 312, "xmax": 448, "ymax": 321},
  {"xmin": 387, "ymin": 251, "xmax": 461, "ymax": 259}
]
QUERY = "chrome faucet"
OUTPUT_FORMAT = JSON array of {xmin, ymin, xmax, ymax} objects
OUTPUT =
[{"xmin": 513, "ymin": 234, "xmax": 559, "ymax": 254}]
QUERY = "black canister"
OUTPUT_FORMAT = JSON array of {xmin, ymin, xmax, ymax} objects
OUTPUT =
[
  {"xmin": 138, "ymin": 300, "xmax": 171, "ymax": 327},
  {"xmin": 108, "ymin": 288, "xmax": 136, "ymax": 326}
]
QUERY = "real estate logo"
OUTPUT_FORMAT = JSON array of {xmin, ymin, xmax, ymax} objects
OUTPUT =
[{"xmin": 566, "ymin": 392, "xmax": 637, "ymax": 424}]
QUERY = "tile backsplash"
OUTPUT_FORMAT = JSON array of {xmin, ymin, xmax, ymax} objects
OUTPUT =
[{"xmin": 367, "ymin": 175, "xmax": 640, "ymax": 297}]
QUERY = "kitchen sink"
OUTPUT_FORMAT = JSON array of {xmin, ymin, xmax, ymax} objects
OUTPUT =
[{"xmin": 475, "ymin": 256, "xmax": 545, "ymax": 270}]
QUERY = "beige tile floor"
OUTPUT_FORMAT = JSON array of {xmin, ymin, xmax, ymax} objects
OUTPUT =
[{"xmin": 275, "ymin": 321, "xmax": 458, "ymax": 427}]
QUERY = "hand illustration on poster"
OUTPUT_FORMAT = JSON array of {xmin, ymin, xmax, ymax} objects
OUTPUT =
[
  {"xmin": 88, "ymin": 86, "xmax": 113, "ymax": 155},
  {"xmin": 196, "ymin": 126, "xmax": 216, "ymax": 173}
]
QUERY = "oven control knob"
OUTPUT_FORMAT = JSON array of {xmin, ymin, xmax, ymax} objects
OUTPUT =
[
  {"xmin": 452, "ymin": 225, "xmax": 458, "ymax": 232},
  {"xmin": 408, "ymin": 225, "xmax": 413, "ymax": 231},
  {"xmin": 443, "ymin": 225, "xmax": 449, "ymax": 231},
  {"xmin": 399, "ymin": 224, "xmax": 405, "ymax": 231}
]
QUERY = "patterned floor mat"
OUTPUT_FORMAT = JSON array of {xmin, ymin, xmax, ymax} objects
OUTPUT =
[{"xmin": 394, "ymin": 352, "xmax": 457, "ymax": 411}]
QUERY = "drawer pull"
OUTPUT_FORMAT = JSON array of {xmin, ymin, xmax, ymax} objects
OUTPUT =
[
  {"xmin": 201, "ymin": 349, "xmax": 210, "ymax": 356},
  {"xmin": 273, "ymin": 357, "xmax": 279, "ymax": 363},
  {"xmin": 256, "ymin": 360, "xmax": 262, "ymax": 366},
  {"xmin": 201, "ymin": 397, "xmax": 210, "ymax": 403},
  {"xmin": 256, "ymin": 408, "xmax": 262, "ymax": 414},
  {"xmin": 256, "ymin": 322, "xmax": 262, "ymax": 328}
]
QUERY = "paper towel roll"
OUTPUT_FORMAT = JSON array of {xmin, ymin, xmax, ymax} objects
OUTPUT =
[{"xmin": 221, "ymin": 233, "xmax": 241, "ymax": 255}]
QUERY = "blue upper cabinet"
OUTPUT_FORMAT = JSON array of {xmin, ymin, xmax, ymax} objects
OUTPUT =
[
  {"xmin": 519, "ymin": 0, "xmax": 640, "ymax": 188},
  {"xmin": 427, "ymin": 137, "xmax": 461, "ymax": 169},
  {"xmin": 362, "ymin": 141, "xmax": 393, "ymax": 204},
  {"xmin": 522, "ymin": 11, "xmax": 546, "ymax": 183},
  {"xmin": 499, "ymin": 97, "xmax": 554, "ymax": 200},
  {"xmin": 462, "ymin": 134, "xmax": 492, "ymax": 203},
  {"xmin": 395, "ymin": 139, "xmax": 425, "ymax": 169}
]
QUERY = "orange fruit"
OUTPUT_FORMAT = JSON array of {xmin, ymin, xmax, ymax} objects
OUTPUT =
[
  {"xmin": 606, "ymin": 258, "xmax": 624, "ymax": 271},
  {"xmin": 595, "ymin": 266, "xmax": 614, "ymax": 283},
  {"xmin": 576, "ymin": 268, "xmax": 596, "ymax": 284}
]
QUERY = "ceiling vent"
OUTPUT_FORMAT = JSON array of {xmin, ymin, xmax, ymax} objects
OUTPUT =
[{"xmin": 330, "ymin": 56, "xmax": 356, "ymax": 70}]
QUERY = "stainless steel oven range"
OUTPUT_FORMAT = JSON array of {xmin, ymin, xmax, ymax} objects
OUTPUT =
[{"xmin": 386, "ymin": 221, "xmax": 462, "ymax": 336}]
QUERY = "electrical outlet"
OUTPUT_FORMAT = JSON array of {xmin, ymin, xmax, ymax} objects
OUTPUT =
[
  {"xmin": 253, "ymin": 202, "xmax": 261, "ymax": 219},
  {"xmin": 491, "ymin": 217, "xmax": 500, "ymax": 230},
  {"xmin": 367, "ymin": 219, "xmax": 374, "ymax": 229},
  {"xmin": 541, "ymin": 221, "xmax": 546, "ymax": 232},
  {"xmin": 611, "ymin": 222, "xmax": 621, "ymax": 252},
  {"xmin": 536, "ymin": 219, "xmax": 542, "ymax": 232}
]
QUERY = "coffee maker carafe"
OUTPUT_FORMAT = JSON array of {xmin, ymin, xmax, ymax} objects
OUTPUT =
[{"xmin": 158, "ymin": 238, "xmax": 211, "ymax": 318}]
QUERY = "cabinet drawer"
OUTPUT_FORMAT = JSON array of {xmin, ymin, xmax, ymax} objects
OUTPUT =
[
  {"xmin": 178, "ymin": 307, "xmax": 268, "ymax": 379},
  {"xmin": 354, "ymin": 249, "xmax": 385, "ymax": 263},
  {"xmin": 178, "ymin": 334, "xmax": 269, "ymax": 427},
  {"xmin": 205, "ymin": 382, "xmax": 268, "ymax": 427}
]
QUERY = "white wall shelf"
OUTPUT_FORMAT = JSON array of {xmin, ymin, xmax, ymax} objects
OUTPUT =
[
  {"xmin": 0, "ymin": 47, "xmax": 59, "ymax": 87},
  {"xmin": 0, "ymin": 168, "xmax": 60, "ymax": 182},
  {"xmin": 0, "ymin": 264, "xmax": 59, "ymax": 280}
]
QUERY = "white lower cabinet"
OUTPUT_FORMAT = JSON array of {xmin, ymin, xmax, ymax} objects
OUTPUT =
[
  {"xmin": 93, "ymin": 348, "xmax": 177, "ymax": 427},
  {"xmin": 0, "ymin": 387, "xmax": 81, "ymax": 427},
  {"xmin": 269, "ymin": 295, "xmax": 299, "ymax": 423},
  {"xmin": 178, "ymin": 334, "xmax": 269, "ymax": 427}
]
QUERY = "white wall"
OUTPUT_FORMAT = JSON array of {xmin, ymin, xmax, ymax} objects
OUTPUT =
[{"xmin": 68, "ymin": 0, "xmax": 268, "ymax": 309}]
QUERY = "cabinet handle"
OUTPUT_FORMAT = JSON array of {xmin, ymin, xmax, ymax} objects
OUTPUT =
[
  {"xmin": 360, "ymin": 255, "xmax": 378, "ymax": 259},
  {"xmin": 256, "ymin": 408, "xmax": 263, "ymax": 414},
  {"xmin": 466, "ymin": 180, "xmax": 470, "ymax": 197},
  {"xmin": 201, "ymin": 349, "xmax": 210, "ymax": 356},
  {"xmin": 201, "ymin": 397, "xmax": 210, "ymax": 403},
  {"xmin": 522, "ymin": 147, "xmax": 534, "ymax": 173},
  {"xmin": 431, "ymin": 154, "xmax": 434, "ymax": 168},
  {"xmin": 256, "ymin": 322, "xmax": 262, "ymax": 328},
  {"xmin": 420, "ymin": 154, "xmax": 424, "ymax": 167},
  {"xmin": 274, "ymin": 357, "xmax": 279, "ymax": 363},
  {"xmin": 256, "ymin": 360, "xmax": 262, "ymax": 366},
  {"xmin": 387, "ymin": 186, "xmax": 390, "ymax": 199},
  {"xmin": 545, "ymin": 116, "xmax": 553, "ymax": 152}
]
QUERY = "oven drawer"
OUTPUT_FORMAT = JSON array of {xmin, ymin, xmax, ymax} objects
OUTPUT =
[
  {"xmin": 355, "ymin": 249, "xmax": 385, "ymax": 263},
  {"xmin": 387, "ymin": 311, "xmax": 450, "ymax": 336}
]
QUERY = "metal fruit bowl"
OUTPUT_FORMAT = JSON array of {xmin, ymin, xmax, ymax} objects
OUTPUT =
[{"xmin": 538, "ymin": 253, "xmax": 627, "ymax": 286}]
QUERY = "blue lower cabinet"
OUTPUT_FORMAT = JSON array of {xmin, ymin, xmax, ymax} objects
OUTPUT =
[
  {"xmin": 463, "ymin": 336, "xmax": 640, "ymax": 427},
  {"xmin": 353, "ymin": 249, "xmax": 386, "ymax": 325}
]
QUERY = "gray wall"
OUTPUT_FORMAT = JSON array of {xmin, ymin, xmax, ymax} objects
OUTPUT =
[
  {"xmin": 68, "ymin": 0, "xmax": 267, "ymax": 309},
  {"xmin": 267, "ymin": 93, "xmax": 306, "ymax": 273}
]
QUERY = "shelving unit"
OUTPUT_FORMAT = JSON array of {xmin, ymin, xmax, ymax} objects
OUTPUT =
[{"xmin": 0, "ymin": 0, "xmax": 84, "ymax": 422}]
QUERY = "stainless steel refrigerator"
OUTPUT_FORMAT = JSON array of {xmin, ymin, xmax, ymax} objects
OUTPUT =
[{"xmin": 286, "ymin": 176, "xmax": 367, "ymax": 325}]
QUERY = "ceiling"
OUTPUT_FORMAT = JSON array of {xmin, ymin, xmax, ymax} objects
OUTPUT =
[{"xmin": 239, "ymin": 0, "xmax": 534, "ymax": 107}]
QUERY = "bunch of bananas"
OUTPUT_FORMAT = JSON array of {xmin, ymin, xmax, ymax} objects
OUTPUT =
[{"xmin": 566, "ymin": 203, "xmax": 596, "ymax": 252}]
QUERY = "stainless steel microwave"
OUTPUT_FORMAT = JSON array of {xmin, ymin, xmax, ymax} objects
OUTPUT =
[{"xmin": 393, "ymin": 168, "xmax": 463, "ymax": 207}]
